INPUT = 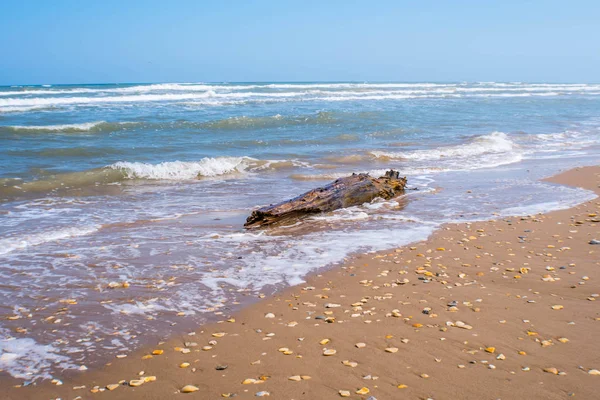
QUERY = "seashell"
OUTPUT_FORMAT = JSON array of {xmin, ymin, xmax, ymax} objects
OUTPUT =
[
  {"xmin": 181, "ymin": 385, "xmax": 200, "ymax": 393},
  {"xmin": 323, "ymin": 349, "xmax": 337, "ymax": 356}
]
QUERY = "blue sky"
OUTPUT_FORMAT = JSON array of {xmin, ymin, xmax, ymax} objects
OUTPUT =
[{"xmin": 1, "ymin": 0, "xmax": 599, "ymax": 84}]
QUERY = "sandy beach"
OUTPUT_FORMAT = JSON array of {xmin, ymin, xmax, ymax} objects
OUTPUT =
[{"xmin": 3, "ymin": 165, "xmax": 598, "ymax": 399}]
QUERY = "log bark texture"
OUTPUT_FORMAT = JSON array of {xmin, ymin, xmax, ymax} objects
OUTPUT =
[{"xmin": 244, "ymin": 170, "xmax": 407, "ymax": 229}]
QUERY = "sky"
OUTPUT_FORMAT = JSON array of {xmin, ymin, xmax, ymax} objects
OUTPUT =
[{"xmin": 1, "ymin": 0, "xmax": 599, "ymax": 85}]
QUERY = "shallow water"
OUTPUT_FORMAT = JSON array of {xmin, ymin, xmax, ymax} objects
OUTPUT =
[{"xmin": 0, "ymin": 82, "xmax": 599, "ymax": 381}]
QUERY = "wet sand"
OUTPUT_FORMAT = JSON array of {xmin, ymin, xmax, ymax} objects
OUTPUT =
[{"xmin": 3, "ymin": 166, "xmax": 600, "ymax": 400}]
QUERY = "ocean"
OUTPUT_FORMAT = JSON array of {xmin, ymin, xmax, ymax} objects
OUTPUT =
[{"xmin": 0, "ymin": 82, "xmax": 599, "ymax": 381}]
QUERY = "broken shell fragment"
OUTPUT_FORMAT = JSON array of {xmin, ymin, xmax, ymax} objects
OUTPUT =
[
  {"xmin": 355, "ymin": 387, "xmax": 370, "ymax": 395},
  {"xmin": 455, "ymin": 321, "xmax": 473, "ymax": 330},
  {"xmin": 543, "ymin": 367, "xmax": 559, "ymax": 375}
]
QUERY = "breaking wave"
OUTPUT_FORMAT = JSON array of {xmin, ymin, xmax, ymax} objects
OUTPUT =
[
  {"xmin": 2, "ymin": 82, "xmax": 600, "ymax": 113},
  {"xmin": 110, "ymin": 157, "xmax": 254, "ymax": 180},
  {"xmin": 368, "ymin": 132, "xmax": 523, "ymax": 171},
  {"xmin": 0, "ymin": 92, "xmax": 219, "ymax": 108},
  {"xmin": 0, "ymin": 105, "xmax": 59, "ymax": 114},
  {"xmin": 371, "ymin": 131, "xmax": 515, "ymax": 161},
  {"xmin": 2, "ymin": 82, "xmax": 600, "ymax": 96},
  {"xmin": 6, "ymin": 121, "xmax": 106, "ymax": 132},
  {"xmin": 0, "ymin": 156, "xmax": 312, "ymax": 199},
  {"xmin": 2, "ymin": 121, "xmax": 140, "ymax": 133},
  {"xmin": 110, "ymin": 157, "xmax": 313, "ymax": 179}
]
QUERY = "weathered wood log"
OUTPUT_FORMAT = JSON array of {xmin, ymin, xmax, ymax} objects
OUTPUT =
[{"xmin": 244, "ymin": 170, "xmax": 407, "ymax": 229}]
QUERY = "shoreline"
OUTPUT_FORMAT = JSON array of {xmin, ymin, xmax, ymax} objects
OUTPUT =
[{"xmin": 3, "ymin": 165, "xmax": 600, "ymax": 399}]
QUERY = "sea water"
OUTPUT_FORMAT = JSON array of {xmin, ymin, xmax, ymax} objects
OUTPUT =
[{"xmin": 0, "ymin": 82, "xmax": 599, "ymax": 380}]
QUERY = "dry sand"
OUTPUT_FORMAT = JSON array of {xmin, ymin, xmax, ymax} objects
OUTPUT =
[{"xmin": 3, "ymin": 166, "xmax": 600, "ymax": 400}]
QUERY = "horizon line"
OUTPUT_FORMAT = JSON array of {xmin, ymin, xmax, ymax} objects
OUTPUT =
[{"xmin": 2, "ymin": 79, "xmax": 600, "ymax": 88}]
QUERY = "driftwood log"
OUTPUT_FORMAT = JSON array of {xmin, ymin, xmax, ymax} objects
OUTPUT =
[{"xmin": 244, "ymin": 170, "xmax": 407, "ymax": 229}]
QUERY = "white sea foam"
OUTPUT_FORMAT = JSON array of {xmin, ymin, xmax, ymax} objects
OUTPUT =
[
  {"xmin": 0, "ymin": 92, "xmax": 217, "ymax": 107},
  {"xmin": 369, "ymin": 132, "xmax": 524, "ymax": 172},
  {"xmin": 104, "ymin": 300, "xmax": 169, "ymax": 315},
  {"xmin": 310, "ymin": 207, "xmax": 370, "ymax": 222},
  {"xmin": 7, "ymin": 121, "xmax": 107, "ymax": 132},
  {"xmin": 109, "ymin": 157, "xmax": 255, "ymax": 180},
  {"xmin": 0, "ymin": 225, "xmax": 100, "ymax": 256},
  {"xmin": 1, "ymin": 82, "xmax": 598, "ymax": 98},
  {"xmin": 383, "ymin": 131, "xmax": 514, "ymax": 160},
  {"xmin": 0, "ymin": 82, "xmax": 457, "ymax": 97},
  {"xmin": 2, "ymin": 83, "xmax": 599, "ymax": 111},
  {"xmin": 521, "ymin": 129, "xmax": 600, "ymax": 153},
  {"xmin": 197, "ymin": 224, "xmax": 437, "ymax": 294},
  {"xmin": 107, "ymin": 156, "xmax": 317, "ymax": 180},
  {"xmin": 0, "ymin": 84, "xmax": 217, "ymax": 96},
  {"xmin": 0, "ymin": 105, "xmax": 58, "ymax": 113},
  {"xmin": 0, "ymin": 335, "xmax": 76, "ymax": 380}
]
